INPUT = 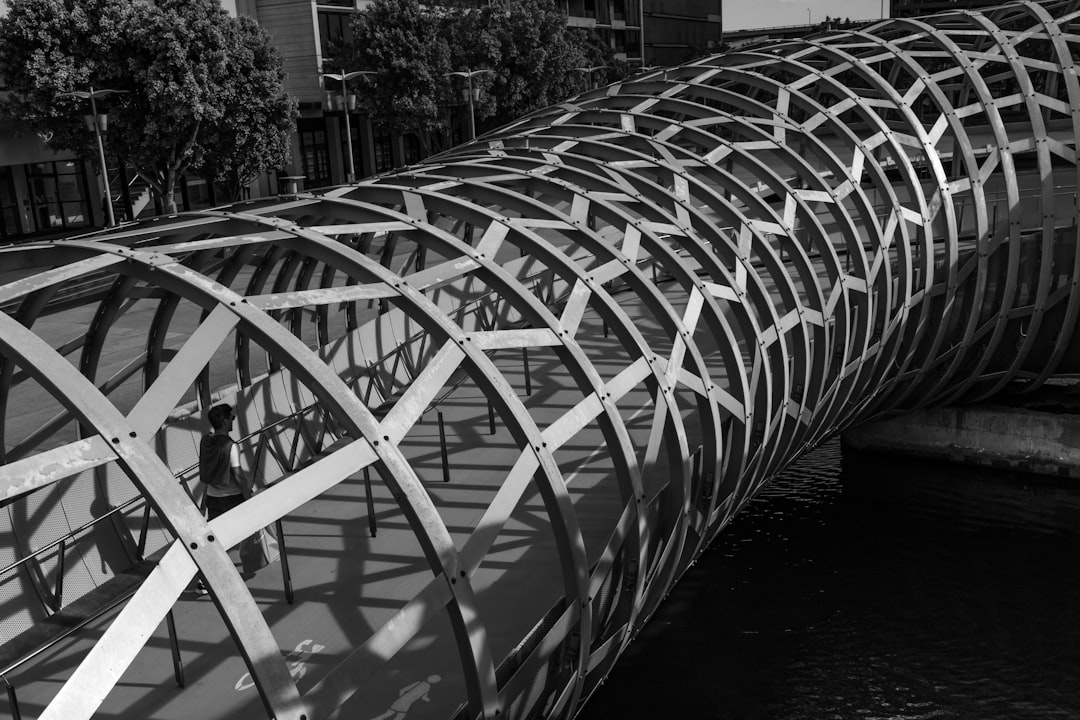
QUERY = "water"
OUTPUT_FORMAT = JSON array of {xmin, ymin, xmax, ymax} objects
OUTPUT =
[{"xmin": 579, "ymin": 439, "xmax": 1080, "ymax": 719}]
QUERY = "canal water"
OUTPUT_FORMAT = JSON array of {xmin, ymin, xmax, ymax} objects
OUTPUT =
[{"xmin": 578, "ymin": 439, "xmax": 1080, "ymax": 719}]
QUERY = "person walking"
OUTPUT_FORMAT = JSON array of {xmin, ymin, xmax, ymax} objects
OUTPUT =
[
  {"xmin": 195, "ymin": 403, "xmax": 254, "ymax": 595},
  {"xmin": 201, "ymin": 403, "xmax": 252, "ymax": 516}
]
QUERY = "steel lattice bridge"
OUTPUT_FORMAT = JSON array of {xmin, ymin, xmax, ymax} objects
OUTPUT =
[{"xmin": 2, "ymin": 2, "xmax": 1080, "ymax": 718}]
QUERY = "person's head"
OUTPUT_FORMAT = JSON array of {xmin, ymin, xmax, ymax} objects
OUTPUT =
[{"xmin": 207, "ymin": 403, "xmax": 234, "ymax": 432}]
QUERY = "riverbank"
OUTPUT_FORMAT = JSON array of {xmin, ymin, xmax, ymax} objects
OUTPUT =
[{"xmin": 842, "ymin": 385, "xmax": 1080, "ymax": 479}]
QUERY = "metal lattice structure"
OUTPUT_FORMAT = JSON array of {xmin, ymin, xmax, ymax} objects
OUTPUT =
[{"xmin": 2, "ymin": 1, "xmax": 1080, "ymax": 718}]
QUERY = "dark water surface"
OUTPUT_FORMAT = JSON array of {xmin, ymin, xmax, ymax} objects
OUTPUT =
[{"xmin": 578, "ymin": 440, "xmax": 1080, "ymax": 719}]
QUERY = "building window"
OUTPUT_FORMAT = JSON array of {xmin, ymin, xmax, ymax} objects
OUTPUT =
[
  {"xmin": 318, "ymin": 11, "xmax": 353, "ymax": 57},
  {"xmin": 403, "ymin": 134, "xmax": 422, "ymax": 166},
  {"xmin": 299, "ymin": 120, "xmax": 332, "ymax": 189},
  {"xmin": 0, "ymin": 166, "xmax": 23, "ymax": 240},
  {"xmin": 568, "ymin": 0, "xmax": 596, "ymax": 18},
  {"xmin": 613, "ymin": 29, "xmax": 626, "ymax": 53},
  {"xmin": 338, "ymin": 120, "xmax": 363, "ymax": 179},
  {"xmin": 180, "ymin": 175, "xmax": 220, "ymax": 211},
  {"xmin": 26, "ymin": 160, "xmax": 91, "ymax": 234},
  {"xmin": 596, "ymin": 28, "xmax": 612, "ymax": 50},
  {"xmin": 374, "ymin": 128, "xmax": 393, "ymax": 173}
]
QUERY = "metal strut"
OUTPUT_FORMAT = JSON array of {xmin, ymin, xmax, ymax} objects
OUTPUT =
[{"xmin": 1, "ymin": 2, "xmax": 1079, "ymax": 719}]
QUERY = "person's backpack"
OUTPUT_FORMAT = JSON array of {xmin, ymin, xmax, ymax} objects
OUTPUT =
[{"xmin": 199, "ymin": 433, "xmax": 238, "ymax": 491}]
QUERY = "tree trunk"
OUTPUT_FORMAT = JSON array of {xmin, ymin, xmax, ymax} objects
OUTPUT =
[
  {"xmin": 226, "ymin": 171, "xmax": 243, "ymax": 203},
  {"xmin": 162, "ymin": 172, "xmax": 178, "ymax": 214}
]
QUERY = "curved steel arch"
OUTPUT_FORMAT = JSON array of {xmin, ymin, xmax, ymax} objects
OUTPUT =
[{"xmin": 2, "ymin": 1, "xmax": 1080, "ymax": 718}]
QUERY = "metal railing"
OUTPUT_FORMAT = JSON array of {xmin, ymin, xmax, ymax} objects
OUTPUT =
[
  {"xmin": 0, "ymin": 241, "xmax": 632, "ymax": 716},
  {"xmin": 0, "ymin": 277, "xmax": 527, "ymax": 674},
  {"xmin": 0, "ymin": 394, "xmax": 345, "ymax": 714}
]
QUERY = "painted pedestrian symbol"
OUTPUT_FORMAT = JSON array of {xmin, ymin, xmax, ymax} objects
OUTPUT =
[
  {"xmin": 235, "ymin": 638, "xmax": 325, "ymax": 691},
  {"xmin": 370, "ymin": 675, "xmax": 442, "ymax": 720}
]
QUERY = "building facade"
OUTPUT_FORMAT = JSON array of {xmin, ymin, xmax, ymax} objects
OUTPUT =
[
  {"xmin": 642, "ymin": 0, "xmax": 722, "ymax": 66},
  {"xmin": 0, "ymin": 121, "xmax": 99, "ymax": 241}
]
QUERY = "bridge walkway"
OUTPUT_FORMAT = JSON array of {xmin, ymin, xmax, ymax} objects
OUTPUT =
[
  {"xmin": 0, "ymin": 168, "xmax": 1076, "ymax": 720},
  {"xmin": 0, "ymin": 300, "xmax": 671, "ymax": 720}
]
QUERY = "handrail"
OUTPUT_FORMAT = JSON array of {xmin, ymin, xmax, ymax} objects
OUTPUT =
[
  {"xmin": 0, "ymin": 228, "xmax": 793, "ymax": 688},
  {"xmin": 0, "ymin": 567, "xmax": 152, "ymax": 680},
  {"xmin": 0, "ymin": 401, "xmax": 329, "ymax": 682},
  {"xmin": 0, "ymin": 399, "xmax": 326, "ymax": 582},
  {"xmin": 0, "ymin": 260, "xmax": 580, "ymax": 584}
]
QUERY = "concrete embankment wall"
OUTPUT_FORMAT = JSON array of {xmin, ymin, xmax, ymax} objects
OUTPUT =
[{"xmin": 843, "ymin": 400, "xmax": 1080, "ymax": 479}]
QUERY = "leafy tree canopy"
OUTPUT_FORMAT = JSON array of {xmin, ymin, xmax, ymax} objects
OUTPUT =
[
  {"xmin": 0, "ymin": 0, "xmax": 297, "ymax": 212},
  {"xmin": 337, "ymin": 0, "xmax": 621, "ymax": 149},
  {"xmin": 198, "ymin": 17, "xmax": 297, "ymax": 202},
  {"xmin": 484, "ymin": 0, "xmax": 600, "ymax": 122},
  {"xmin": 334, "ymin": 0, "xmax": 451, "ymax": 153}
]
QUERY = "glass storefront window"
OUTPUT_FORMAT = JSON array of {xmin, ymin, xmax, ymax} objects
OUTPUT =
[
  {"xmin": 26, "ymin": 160, "xmax": 91, "ymax": 234},
  {"xmin": 58, "ymin": 163, "xmax": 87, "ymax": 225},
  {"xmin": 374, "ymin": 129, "xmax": 393, "ymax": 173},
  {"xmin": 0, "ymin": 166, "xmax": 23, "ymax": 240},
  {"xmin": 338, "ymin": 121, "xmax": 363, "ymax": 179},
  {"xmin": 403, "ymin": 134, "xmax": 422, "ymax": 166},
  {"xmin": 299, "ymin": 120, "xmax": 332, "ymax": 188},
  {"xmin": 182, "ymin": 176, "xmax": 219, "ymax": 210}
]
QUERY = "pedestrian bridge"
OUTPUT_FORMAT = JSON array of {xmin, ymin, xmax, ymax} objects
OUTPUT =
[{"xmin": 1, "ymin": 2, "xmax": 1080, "ymax": 718}]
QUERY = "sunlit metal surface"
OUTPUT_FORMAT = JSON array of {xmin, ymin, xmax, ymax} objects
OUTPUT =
[{"xmin": 2, "ymin": 1, "xmax": 1080, "ymax": 718}]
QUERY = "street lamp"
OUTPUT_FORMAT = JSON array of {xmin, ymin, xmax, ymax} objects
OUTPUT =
[
  {"xmin": 57, "ymin": 86, "xmax": 126, "ymax": 227},
  {"xmin": 575, "ymin": 66, "xmax": 609, "ymax": 92},
  {"xmin": 445, "ymin": 69, "xmax": 492, "ymax": 142},
  {"xmin": 639, "ymin": 0, "xmax": 646, "ymax": 69},
  {"xmin": 322, "ymin": 69, "xmax": 377, "ymax": 183}
]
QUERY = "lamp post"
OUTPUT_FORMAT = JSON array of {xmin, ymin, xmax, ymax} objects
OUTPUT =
[
  {"xmin": 57, "ymin": 86, "xmax": 126, "ymax": 227},
  {"xmin": 575, "ymin": 65, "xmax": 609, "ymax": 92},
  {"xmin": 445, "ymin": 69, "xmax": 492, "ymax": 142},
  {"xmin": 639, "ymin": 1, "xmax": 646, "ymax": 68},
  {"xmin": 323, "ymin": 69, "xmax": 377, "ymax": 183}
]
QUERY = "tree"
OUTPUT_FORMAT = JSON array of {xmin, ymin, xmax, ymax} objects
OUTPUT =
[
  {"xmin": 198, "ymin": 18, "xmax": 297, "ymax": 202},
  {"xmin": 486, "ymin": 0, "xmax": 598, "ymax": 124},
  {"xmin": 339, "ymin": 0, "xmax": 620, "ymax": 152},
  {"xmin": 442, "ymin": 1, "xmax": 502, "ymax": 127},
  {"xmin": 0, "ymin": 0, "xmax": 297, "ymax": 214},
  {"xmin": 0, "ymin": 0, "xmax": 142, "ymax": 163},
  {"xmin": 338, "ymin": 0, "xmax": 453, "ymax": 156}
]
